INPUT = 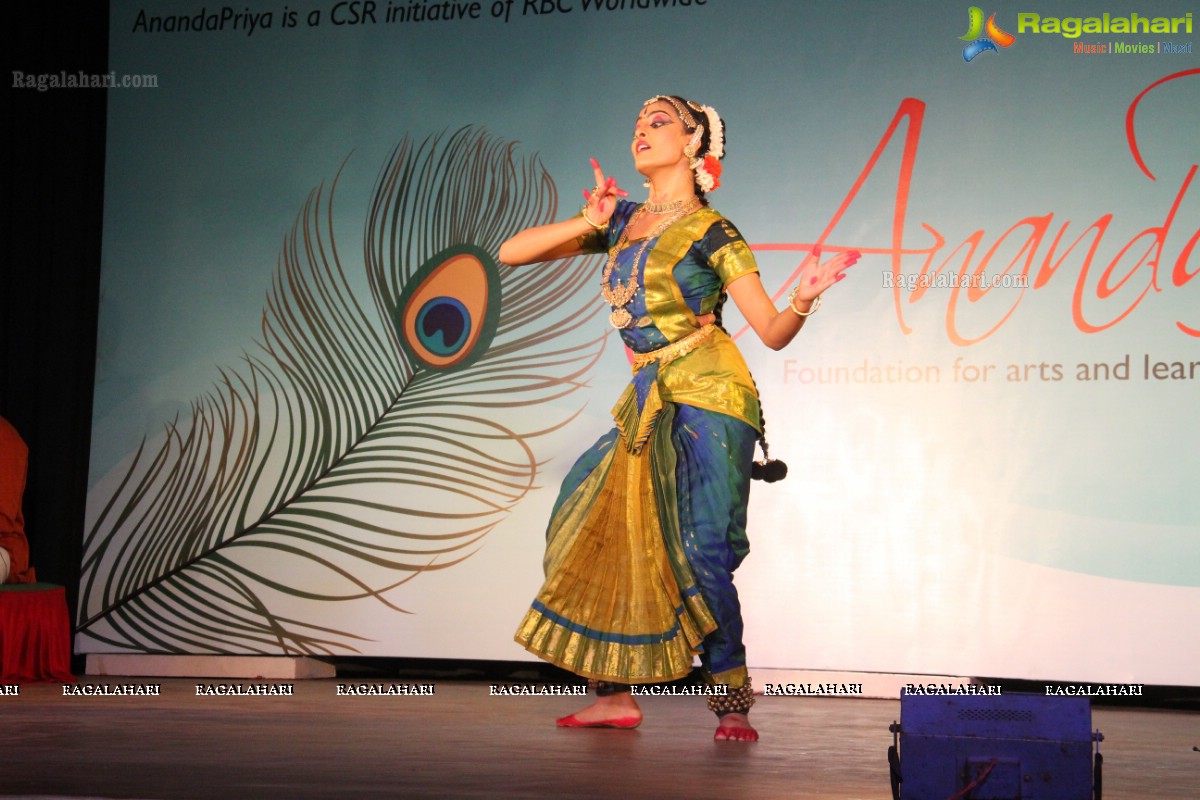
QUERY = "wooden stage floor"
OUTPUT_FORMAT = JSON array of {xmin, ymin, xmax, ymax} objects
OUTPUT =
[{"xmin": 3, "ymin": 678, "xmax": 1198, "ymax": 799}]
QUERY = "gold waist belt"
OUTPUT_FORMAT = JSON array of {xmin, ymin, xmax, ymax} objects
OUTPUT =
[{"xmin": 630, "ymin": 324, "xmax": 716, "ymax": 373}]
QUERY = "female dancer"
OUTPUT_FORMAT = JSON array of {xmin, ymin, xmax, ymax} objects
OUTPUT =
[{"xmin": 503, "ymin": 95, "xmax": 859, "ymax": 741}]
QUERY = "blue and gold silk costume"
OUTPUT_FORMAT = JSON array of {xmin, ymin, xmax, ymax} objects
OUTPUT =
[{"xmin": 514, "ymin": 200, "xmax": 760, "ymax": 688}]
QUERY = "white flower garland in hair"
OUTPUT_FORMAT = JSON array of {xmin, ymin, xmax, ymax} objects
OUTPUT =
[
  {"xmin": 694, "ymin": 103, "xmax": 724, "ymax": 159},
  {"xmin": 687, "ymin": 102, "xmax": 724, "ymax": 192}
]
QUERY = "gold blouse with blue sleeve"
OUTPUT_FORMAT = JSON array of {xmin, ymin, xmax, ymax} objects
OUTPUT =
[{"xmin": 586, "ymin": 200, "xmax": 763, "ymax": 452}]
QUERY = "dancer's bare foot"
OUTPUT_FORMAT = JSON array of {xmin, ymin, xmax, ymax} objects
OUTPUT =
[
  {"xmin": 714, "ymin": 712, "xmax": 759, "ymax": 741},
  {"xmin": 556, "ymin": 693, "xmax": 643, "ymax": 729}
]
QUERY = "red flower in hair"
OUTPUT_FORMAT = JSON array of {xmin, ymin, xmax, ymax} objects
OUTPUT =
[{"xmin": 703, "ymin": 154, "xmax": 722, "ymax": 190}]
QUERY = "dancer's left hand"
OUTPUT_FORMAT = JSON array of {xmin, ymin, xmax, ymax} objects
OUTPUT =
[{"xmin": 791, "ymin": 245, "xmax": 861, "ymax": 303}]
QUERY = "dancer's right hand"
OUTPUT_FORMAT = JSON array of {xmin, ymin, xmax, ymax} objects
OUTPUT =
[{"xmin": 582, "ymin": 157, "xmax": 626, "ymax": 226}]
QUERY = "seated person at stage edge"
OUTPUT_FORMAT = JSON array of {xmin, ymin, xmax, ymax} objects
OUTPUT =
[{"xmin": 0, "ymin": 416, "xmax": 36, "ymax": 584}]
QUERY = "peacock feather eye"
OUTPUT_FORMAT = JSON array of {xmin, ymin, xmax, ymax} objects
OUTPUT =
[{"xmin": 395, "ymin": 244, "xmax": 501, "ymax": 372}]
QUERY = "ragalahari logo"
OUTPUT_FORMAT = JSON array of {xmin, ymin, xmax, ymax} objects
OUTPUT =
[{"xmin": 960, "ymin": 7, "xmax": 1016, "ymax": 61}]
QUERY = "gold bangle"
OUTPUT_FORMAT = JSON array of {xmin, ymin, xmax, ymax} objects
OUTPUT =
[
  {"xmin": 788, "ymin": 287, "xmax": 822, "ymax": 317},
  {"xmin": 581, "ymin": 206, "xmax": 606, "ymax": 231}
]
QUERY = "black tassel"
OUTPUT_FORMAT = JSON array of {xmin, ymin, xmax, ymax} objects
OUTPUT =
[{"xmin": 751, "ymin": 458, "xmax": 788, "ymax": 483}]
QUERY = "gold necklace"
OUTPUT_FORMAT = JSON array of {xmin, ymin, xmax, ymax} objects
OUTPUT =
[
  {"xmin": 601, "ymin": 199, "xmax": 700, "ymax": 329},
  {"xmin": 643, "ymin": 198, "xmax": 687, "ymax": 214}
]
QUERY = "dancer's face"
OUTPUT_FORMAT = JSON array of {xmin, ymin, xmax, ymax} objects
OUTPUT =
[{"xmin": 631, "ymin": 100, "xmax": 693, "ymax": 174}]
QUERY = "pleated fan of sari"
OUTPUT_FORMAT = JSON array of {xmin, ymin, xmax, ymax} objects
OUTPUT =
[{"xmin": 78, "ymin": 128, "xmax": 606, "ymax": 655}]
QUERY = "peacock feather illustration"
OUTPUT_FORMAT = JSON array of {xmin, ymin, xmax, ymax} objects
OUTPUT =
[{"xmin": 79, "ymin": 128, "xmax": 606, "ymax": 655}]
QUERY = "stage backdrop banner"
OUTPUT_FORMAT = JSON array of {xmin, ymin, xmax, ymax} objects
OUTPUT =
[{"xmin": 84, "ymin": 0, "xmax": 1198, "ymax": 685}]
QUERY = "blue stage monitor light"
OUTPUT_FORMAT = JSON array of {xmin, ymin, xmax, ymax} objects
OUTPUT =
[{"xmin": 888, "ymin": 691, "xmax": 1102, "ymax": 800}]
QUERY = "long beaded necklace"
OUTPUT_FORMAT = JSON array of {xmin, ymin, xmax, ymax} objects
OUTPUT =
[{"xmin": 602, "ymin": 198, "xmax": 700, "ymax": 329}]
